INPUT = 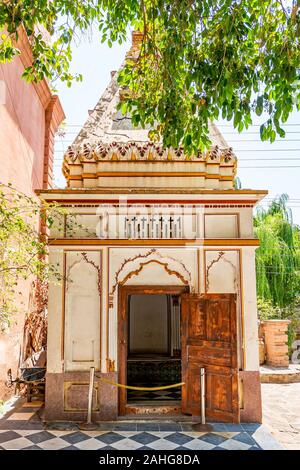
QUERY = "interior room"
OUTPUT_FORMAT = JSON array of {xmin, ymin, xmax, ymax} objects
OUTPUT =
[{"xmin": 127, "ymin": 294, "xmax": 182, "ymax": 405}]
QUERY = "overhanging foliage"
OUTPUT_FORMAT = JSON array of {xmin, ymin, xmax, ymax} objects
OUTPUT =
[{"xmin": 0, "ymin": 1, "xmax": 299, "ymax": 152}]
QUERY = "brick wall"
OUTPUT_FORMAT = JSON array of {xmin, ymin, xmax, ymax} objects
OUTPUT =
[{"xmin": 260, "ymin": 320, "xmax": 290, "ymax": 367}]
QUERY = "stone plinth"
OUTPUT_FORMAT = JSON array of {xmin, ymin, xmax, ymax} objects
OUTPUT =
[
  {"xmin": 260, "ymin": 364, "xmax": 300, "ymax": 383},
  {"xmin": 261, "ymin": 320, "xmax": 291, "ymax": 367}
]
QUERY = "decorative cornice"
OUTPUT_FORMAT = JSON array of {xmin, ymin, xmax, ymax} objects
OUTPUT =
[
  {"xmin": 62, "ymin": 141, "xmax": 237, "ymax": 189},
  {"xmin": 72, "ymin": 172, "xmax": 234, "ymax": 180},
  {"xmin": 63, "ymin": 141, "xmax": 236, "ymax": 166},
  {"xmin": 48, "ymin": 95, "xmax": 65, "ymax": 130},
  {"xmin": 48, "ymin": 238, "xmax": 260, "ymax": 247},
  {"xmin": 44, "ymin": 95, "xmax": 65, "ymax": 188},
  {"xmin": 35, "ymin": 188, "xmax": 267, "ymax": 207},
  {"xmin": 36, "ymin": 189, "xmax": 268, "ymax": 195}
]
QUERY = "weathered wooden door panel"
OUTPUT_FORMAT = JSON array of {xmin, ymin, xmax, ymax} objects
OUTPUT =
[
  {"xmin": 182, "ymin": 362, "xmax": 201, "ymax": 415},
  {"xmin": 185, "ymin": 298, "xmax": 207, "ymax": 340},
  {"xmin": 206, "ymin": 299, "xmax": 232, "ymax": 342},
  {"xmin": 181, "ymin": 293, "xmax": 239, "ymax": 423},
  {"xmin": 188, "ymin": 345, "xmax": 232, "ymax": 367},
  {"xmin": 205, "ymin": 366, "xmax": 239, "ymax": 421}
]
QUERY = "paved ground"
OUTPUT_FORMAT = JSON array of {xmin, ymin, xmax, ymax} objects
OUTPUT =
[
  {"xmin": 262, "ymin": 382, "xmax": 300, "ymax": 450},
  {"xmin": 0, "ymin": 398, "xmax": 280, "ymax": 450}
]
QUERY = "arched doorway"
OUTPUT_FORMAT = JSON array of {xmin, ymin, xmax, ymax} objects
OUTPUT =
[
  {"xmin": 118, "ymin": 286, "xmax": 239, "ymax": 422},
  {"xmin": 118, "ymin": 285, "xmax": 189, "ymax": 416}
]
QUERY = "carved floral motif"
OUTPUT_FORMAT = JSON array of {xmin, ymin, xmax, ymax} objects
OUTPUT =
[
  {"xmin": 63, "ymin": 141, "xmax": 236, "ymax": 171},
  {"xmin": 109, "ymin": 248, "xmax": 193, "ymax": 307},
  {"xmin": 66, "ymin": 252, "xmax": 102, "ymax": 296},
  {"xmin": 206, "ymin": 251, "xmax": 238, "ymax": 292}
]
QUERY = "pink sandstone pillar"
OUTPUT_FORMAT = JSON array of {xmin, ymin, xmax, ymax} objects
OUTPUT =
[{"xmin": 262, "ymin": 320, "xmax": 291, "ymax": 367}]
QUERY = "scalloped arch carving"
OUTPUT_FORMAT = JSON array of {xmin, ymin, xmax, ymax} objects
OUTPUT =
[
  {"xmin": 109, "ymin": 249, "xmax": 192, "ymax": 307},
  {"xmin": 206, "ymin": 251, "xmax": 238, "ymax": 292},
  {"xmin": 120, "ymin": 259, "xmax": 189, "ymax": 287}
]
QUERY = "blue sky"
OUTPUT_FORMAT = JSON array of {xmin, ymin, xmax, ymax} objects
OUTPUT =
[{"xmin": 53, "ymin": 34, "xmax": 300, "ymax": 224}]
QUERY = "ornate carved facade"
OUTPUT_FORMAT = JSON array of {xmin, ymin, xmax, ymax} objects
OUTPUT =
[{"xmin": 38, "ymin": 32, "xmax": 267, "ymax": 424}]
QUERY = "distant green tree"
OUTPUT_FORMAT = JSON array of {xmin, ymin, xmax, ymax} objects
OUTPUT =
[{"xmin": 255, "ymin": 194, "xmax": 300, "ymax": 314}]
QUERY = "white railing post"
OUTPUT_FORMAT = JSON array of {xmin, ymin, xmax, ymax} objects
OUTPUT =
[
  {"xmin": 200, "ymin": 367, "xmax": 205, "ymax": 425},
  {"xmin": 87, "ymin": 367, "xmax": 95, "ymax": 424},
  {"xmin": 192, "ymin": 366, "xmax": 212, "ymax": 431},
  {"xmin": 79, "ymin": 366, "xmax": 97, "ymax": 430}
]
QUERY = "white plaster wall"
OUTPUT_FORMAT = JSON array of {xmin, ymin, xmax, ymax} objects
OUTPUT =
[
  {"xmin": 48, "ymin": 206, "xmax": 254, "ymax": 240},
  {"xmin": 204, "ymin": 207, "xmax": 253, "ymax": 238},
  {"xmin": 205, "ymin": 214, "xmax": 238, "ymax": 238},
  {"xmin": 47, "ymin": 248, "xmax": 103, "ymax": 374},
  {"xmin": 47, "ymin": 249, "xmax": 64, "ymax": 373},
  {"xmin": 64, "ymin": 251, "xmax": 101, "ymax": 371},
  {"xmin": 65, "ymin": 214, "xmax": 100, "ymax": 238},
  {"xmin": 101, "ymin": 247, "xmax": 109, "ymax": 372},
  {"xmin": 46, "ymin": 244, "xmax": 258, "ymax": 375},
  {"xmin": 240, "ymin": 248, "xmax": 260, "ymax": 371},
  {"xmin": 239, "ymin": 207, "xmax": 253, "ymax": 238}
]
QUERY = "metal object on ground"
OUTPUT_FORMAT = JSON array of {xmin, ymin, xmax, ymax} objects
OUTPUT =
[
  {"xmin": 5, "ymin": 367, "xmax": 46, "ymax": 402},
  {"xmin": 20, "ymin": 367, "xmax": 46, "ymax": 382},
  {"xmin": 20, "ymin": 368, "xmax": 46, "ymax": 402},
  {"xmin": 192, "ymin": 367, "xmax": 213, "ymax": 432},
  {"xmin": 79, "ymin": 367, "xmax": 98, "ymax": 430}
]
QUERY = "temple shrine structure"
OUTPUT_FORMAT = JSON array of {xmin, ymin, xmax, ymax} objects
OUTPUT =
[{"xmin": 37, "ymin": 32, "xmax": 267, "ymax": 423}]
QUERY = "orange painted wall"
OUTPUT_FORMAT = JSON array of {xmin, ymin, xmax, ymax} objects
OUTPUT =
[
  {"xmin": 0, "ymin": 58, "xmax": 45, "ymax": 192},
  {"xmin": 0, "ymin": 46, "xmax": 64, "ymax": 400}
]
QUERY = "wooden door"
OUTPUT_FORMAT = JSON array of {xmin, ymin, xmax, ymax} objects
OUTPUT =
[
  {"xmin": 181, "ymin": 293, "xmax": 239, "ymax": 423},
  {"xmin": 118, "ymin": 285, "xmax": 189, "ymax": 415}
]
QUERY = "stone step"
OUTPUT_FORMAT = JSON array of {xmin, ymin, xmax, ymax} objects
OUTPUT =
[{"xmin": 260, "ymin": 364, "xmax": 300, "ymax": 383}]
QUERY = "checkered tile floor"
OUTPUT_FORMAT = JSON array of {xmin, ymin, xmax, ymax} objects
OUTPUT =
[
  {"xmin": 0, "ymin": 428, "xmax": 263, "ymax": 450},
  {"xmin": 127, "ymin": 383, "xmax": 181, "ymax": 402},
  {"xmin": 0, "ymin": 399, "xmax": 282, "ymax": 450}
]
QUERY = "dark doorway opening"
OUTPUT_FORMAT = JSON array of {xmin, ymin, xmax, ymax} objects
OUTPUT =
[
  {"xmin": 118, "ymin": 285, "xmax": 189, "ymax": 415},
  {"xmin": 126, "ymin": 293, "xmax": 182, "ymax": 405}
]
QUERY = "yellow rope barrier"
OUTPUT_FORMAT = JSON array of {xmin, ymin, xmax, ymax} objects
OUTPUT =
[{"xmin": 98, "ymin": 376, "xmax": 185, "ymax": 391}]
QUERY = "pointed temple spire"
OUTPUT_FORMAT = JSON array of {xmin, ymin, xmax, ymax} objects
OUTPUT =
[{"xmin": 62, "ymin": 32, "xmax": 237, "ymax": 190}]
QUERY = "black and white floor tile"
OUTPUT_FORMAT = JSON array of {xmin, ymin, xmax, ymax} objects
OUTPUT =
[
  {"xmin": 0, "ymin": 400, "xmax": 282, "ymax": 450},
  {"xmin": 0, "ymin": 428, "xmax": 264, "ymax": 450},
  {"xmin": 127, "ymin": 384, "xmax": 181, "ymax": 402}
]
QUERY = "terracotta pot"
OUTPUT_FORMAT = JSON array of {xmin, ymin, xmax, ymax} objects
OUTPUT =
[{"xmin": 259, "ymin": 338, "xmax": 266, "ymax": 365}]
